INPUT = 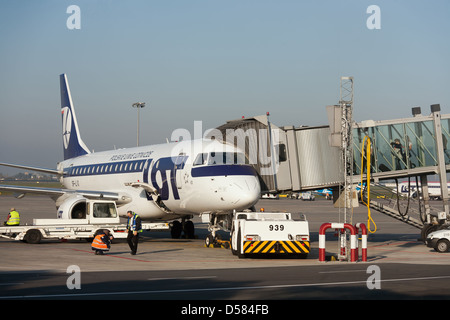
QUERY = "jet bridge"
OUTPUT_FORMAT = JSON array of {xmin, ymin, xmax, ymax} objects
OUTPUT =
[
  {"xmin": 212, "ymin": 115, "xmax": 342, "ymax": 193},
  {"xmin": 214, "ymin": 105, "xmax": 450, "ymax": 233},
  {"xmin": 214, "ymin": 107, "xmax": 450, "ymax": 193}
]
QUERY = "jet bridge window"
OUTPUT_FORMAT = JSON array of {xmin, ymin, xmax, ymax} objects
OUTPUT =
[
  {"xmin": 93, "ymin": 203, "xmax": 117, "ymax": 218},
  {"xmin": 277, "ymin": 143, "xmax": 287, "ymax": 162},
  {"xmin": 208, "ymin": 152, "xmax": 246, "ymax": 165},
  {"xmin": 353, "ymin": 120, "xmax": 439, "ymax": 174}
]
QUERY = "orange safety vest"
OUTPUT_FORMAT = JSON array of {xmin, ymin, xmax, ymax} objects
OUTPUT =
[{"xmin": 91, "ymin": 234, "xmax": 110, "ymax": 251}]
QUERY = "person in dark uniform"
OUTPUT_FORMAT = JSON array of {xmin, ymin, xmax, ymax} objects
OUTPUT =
[{"xmin": 126, "ymin": 211, "xmax": 142, "ymax": 255}]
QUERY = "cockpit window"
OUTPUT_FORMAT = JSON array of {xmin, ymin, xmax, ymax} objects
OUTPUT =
[
  {"xmin": 193, "ymin": 153, "xmax": 208, "ymax": 166},
  {"xmin": 208, "ymin": 152, "xmax": 246, "ymax": 165}
]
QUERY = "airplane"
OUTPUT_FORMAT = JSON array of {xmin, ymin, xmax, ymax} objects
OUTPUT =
[
  {"xmin": 0, "ymin": 74, "xmax": 261, "ymax": 239},
  {"xmin": 313, "ymin": 188, "xmax": 333, "ymax": 200},
  {"xmin": 393, "ymin": 181, "xmax": 450, "ymax": 200}
]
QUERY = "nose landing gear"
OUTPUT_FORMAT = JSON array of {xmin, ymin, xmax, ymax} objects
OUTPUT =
[{"xmin": 205, "ymin": 232, "xmax": 230, "ymax": 249}]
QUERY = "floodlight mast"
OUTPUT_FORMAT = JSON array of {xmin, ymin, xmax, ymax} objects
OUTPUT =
[
  {"xmin": 339, "ymin": 76, "xmax": 354, "ymax": 225},
  {"xmin": 132, "ymin": 102, "xmax": 145, "ymax": 146}
]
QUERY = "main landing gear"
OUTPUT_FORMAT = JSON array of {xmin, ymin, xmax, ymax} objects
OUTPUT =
[{"xmin": 170, "ymin": 218, "xmax": 195, "ymax": 239}]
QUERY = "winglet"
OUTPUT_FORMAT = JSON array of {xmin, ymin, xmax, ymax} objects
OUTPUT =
[{"xmin": 60, "ymin": 74, "xmax": 90, "ymax": 160}]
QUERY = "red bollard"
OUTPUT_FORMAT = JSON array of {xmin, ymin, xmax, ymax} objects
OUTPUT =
[
  {"xmin": 355, "ymin": 223, "xmax": 368, "ymax": 262},
  {"xmin": 319, "ymin": 223, "xmax": 357, "ymax": 262}
]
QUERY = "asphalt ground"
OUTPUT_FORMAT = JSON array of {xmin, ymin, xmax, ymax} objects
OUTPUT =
[
  {"xmin": 0, "ymin": 195, "xmax": 449, "ymax": 303},
  {"xmin": 0, "ymin": 195, "xmax": 431, "ymax": 271}
]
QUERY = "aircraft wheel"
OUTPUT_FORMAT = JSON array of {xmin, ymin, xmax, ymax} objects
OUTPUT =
[
  {"xmin": 205, "ymin": 234, "xmax": 214, "ymax": 247},
  {"xmin": 183, "ymin": 220, "xmax": 195, "ymax": 239},
  {"xmin": 171, "ymin": 221, "xmax": 182, "ymax": 239}
]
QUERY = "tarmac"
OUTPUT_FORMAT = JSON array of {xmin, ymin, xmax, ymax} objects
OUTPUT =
[{"xmin": 1, "ymin": 195, "xmax": 449, "ymax": 273}]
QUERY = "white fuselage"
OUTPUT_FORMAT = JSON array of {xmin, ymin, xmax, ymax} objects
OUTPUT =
[
  {"xmin": 59, "ymin": 139, "xmax": 261, "ymax": 221},
  {"xmin": 394, "ymin": 181, "xmax": 450, "ymax": 199}
]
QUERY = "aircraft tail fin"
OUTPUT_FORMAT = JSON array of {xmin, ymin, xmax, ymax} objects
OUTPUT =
[{"xmin": 60, "ymin": 74, "xmax": 90, "ymax": 160}]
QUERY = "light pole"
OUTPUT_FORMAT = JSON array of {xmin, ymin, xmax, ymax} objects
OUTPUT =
[{"xmin": 132, "ymin": 102, "xmax": 145, "ymax": 146}]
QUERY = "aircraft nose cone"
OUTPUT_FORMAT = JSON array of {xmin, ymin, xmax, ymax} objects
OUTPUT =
[{"xmin": 229, "ymin": 176, "xmax": 261, "ymax": 209}]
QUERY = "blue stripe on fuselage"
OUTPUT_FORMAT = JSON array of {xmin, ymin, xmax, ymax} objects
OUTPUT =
[
  {"xmin": 191, "ymin": 165, "xmax": 257, "ymax": 178},
  {"xmin": 66, "ymin": 160, "xmax": 147, "ymax": 177}
]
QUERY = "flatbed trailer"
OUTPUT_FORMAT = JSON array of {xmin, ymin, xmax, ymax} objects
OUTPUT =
[
  {"xmin": 0, "ymin": 199, "xmax": 169, "ymax": 243},
  {"xmin": 0, "ymin": 221, "xmax": 169, "ymax": 244}
]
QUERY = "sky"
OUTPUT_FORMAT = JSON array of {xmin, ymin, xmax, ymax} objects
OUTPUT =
[{"xmin": 1, "ymin": 0, "xmax": 449, "ymax": 175}]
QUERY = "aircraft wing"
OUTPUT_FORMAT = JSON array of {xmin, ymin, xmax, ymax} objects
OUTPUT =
[
  {"xmin": 0, "ymin": 163, "xmax": 120, "ymax": 200},
  {"xmin": 0, "ymin": 162, "xmax": 62, "ymax": 176},
  {"xmin": 0, "ymin": 184, "xmax": 120, "ymax": 201}
]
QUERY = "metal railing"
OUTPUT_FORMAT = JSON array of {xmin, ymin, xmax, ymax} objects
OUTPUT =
[{"xmin": 360, "ymin": 182, "xmax": 442, "ymax": 230}]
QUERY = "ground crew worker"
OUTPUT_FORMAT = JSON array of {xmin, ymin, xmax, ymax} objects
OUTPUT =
[
  {"xmin": 91, "ymin": 229, "xmax": 113, "ymax": 255},
  {"xmin": 4, "ymin": 208, "xmax": 20, "ymax": 226},
  {"xmin": 126, "ymin": 210, "xmax": 142, "ymax": 255}
]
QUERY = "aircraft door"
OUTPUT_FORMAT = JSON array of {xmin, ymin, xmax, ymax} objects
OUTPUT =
[{"xmin": 175, "ymin": 153, "xmax": 186, "ymax": 190}]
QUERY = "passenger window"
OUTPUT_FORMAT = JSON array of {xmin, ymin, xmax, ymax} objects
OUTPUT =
[{"xmin": 193, "ymin": 153, "xmax": 208, "ymax": 166}]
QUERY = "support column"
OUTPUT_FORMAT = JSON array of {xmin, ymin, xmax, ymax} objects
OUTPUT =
[
  {"xmin": 431, "ymin": 104, "xmax": 449, "ymax": 221},
  {"xmin": 420, "ymin": 174, "xmax": 431, "ymax": 224}
]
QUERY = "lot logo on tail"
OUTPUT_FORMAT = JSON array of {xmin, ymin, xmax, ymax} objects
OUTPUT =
[{"xmin": 62, "ymin": 106, "xmax": 72, "ymax": 150}]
